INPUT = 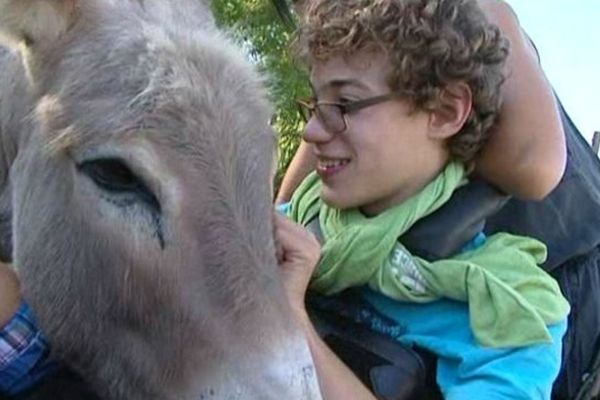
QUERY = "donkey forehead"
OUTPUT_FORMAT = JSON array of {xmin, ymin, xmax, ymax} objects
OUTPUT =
[{"xmin": 39, "ymin": 5, "xmax": 274, "ymax": 158}]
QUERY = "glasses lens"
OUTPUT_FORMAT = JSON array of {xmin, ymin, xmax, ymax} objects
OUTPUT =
[{"xmin": 316, "ymin": 104, "xmax": 345, "ymax": 133}]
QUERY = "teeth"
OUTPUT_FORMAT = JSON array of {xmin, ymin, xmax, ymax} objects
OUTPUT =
[{"xmin": 319, "ymin": 159, "xmax": 349, "ymax": 169}]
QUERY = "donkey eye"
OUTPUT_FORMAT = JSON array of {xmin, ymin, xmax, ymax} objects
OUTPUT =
[
  {"xmin": 79, "ymin": 158, "xmax": 141, "ymax": 192},
  {"xmin": 78, "ymin": 158, "xmax": 161, "ymax": 213}
]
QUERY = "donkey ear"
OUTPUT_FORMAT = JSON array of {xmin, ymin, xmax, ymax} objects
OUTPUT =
[{"xmin": 0, "ymin": 0, "xmax": 79, "ymax": 47}]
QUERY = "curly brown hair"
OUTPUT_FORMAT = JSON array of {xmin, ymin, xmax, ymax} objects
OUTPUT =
[{"xmin": 295, "ymin": 0, "xmax": 509, "ymax": 162}]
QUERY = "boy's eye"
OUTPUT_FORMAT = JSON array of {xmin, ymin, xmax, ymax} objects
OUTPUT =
[{"xmin": 338, "ymin": 96, "xmax": 359, "ymax": 105}]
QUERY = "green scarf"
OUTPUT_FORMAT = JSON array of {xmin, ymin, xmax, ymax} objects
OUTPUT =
[{"xmin": 289, "ymin": 162, "xmax": 570, "ymax": 348}]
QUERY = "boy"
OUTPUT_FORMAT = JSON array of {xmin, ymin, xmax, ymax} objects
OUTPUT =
[
  {"xmin": 275, "ymin": 0, "xmax": 569, "ymax": 399},
  {"xmin": 277, "ymin": 1, "xmax": 600, "ymax": 399}
]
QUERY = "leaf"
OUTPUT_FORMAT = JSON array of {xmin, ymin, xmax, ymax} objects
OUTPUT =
[{"xmin": 213, "ymin": 0, "xmax": 309, "ymax": 192}]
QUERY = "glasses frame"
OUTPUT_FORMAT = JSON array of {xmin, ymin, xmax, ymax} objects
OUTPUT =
[{"xmin": 296, "ymin": 92, "xmax": 403, "ymax": 134}]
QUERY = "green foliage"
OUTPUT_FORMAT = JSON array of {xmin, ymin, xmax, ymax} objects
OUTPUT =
[{"xmin": 212, "ymin": 0, "xmax": 309, "ymax": 189}]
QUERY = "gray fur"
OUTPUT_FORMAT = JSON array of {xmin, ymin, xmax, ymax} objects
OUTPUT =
[{"xmin": 0, "ymin": 1, "xmax": 321, "ymax": 399}]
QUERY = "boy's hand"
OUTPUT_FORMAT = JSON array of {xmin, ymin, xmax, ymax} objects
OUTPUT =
[
  {"xmin": 274, "ymin": 213, "xmax": 321, "ymax": 314},
  {"xmin": 0, "ymin": 262, "xmax": 21, "ymax": 328}
]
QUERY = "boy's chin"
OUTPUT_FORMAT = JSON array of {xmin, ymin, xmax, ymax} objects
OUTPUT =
[
  {"xmin": 320, "ymin": 189, "xmax": 342, "ymax": 209},
  {"xmin": 320, "ymin": 188, "xmax": 359, "ymax": 210}
]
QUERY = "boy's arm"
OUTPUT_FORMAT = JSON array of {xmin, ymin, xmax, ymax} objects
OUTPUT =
[
  {"xmin": 474, "ymin": 0, "xmax": 566, "ymax": 200},
  {"xmin": 275, "ymin": 141, "xmax": 316, "ymax": 205},
  {"xmin": 275, "ymin": 214, "xmax": 377, "ymax": 400}
]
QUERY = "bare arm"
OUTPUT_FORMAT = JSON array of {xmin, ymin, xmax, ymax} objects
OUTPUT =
[
  {"xmin": 275, "ymin": 141, "xmax": 316, "ymax": 205},
  {"xmin": 474, "ymin": 0, "xmax": 566, "ymax": 200},
  {"xmin": 274, "ymin": 214, "xmax": 376, "ymax": 400},
  {"xmin": 296, "ymin": 309, "xmax": 377, "ymax": 400},
  {"xmin": 0, "ymin": 262, "xmax": 21, "ymax": 327}
]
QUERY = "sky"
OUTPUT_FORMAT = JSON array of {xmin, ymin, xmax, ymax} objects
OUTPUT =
[{"xmin": 507, "ymin": 0, "xmax": 600, "ymax": 142}]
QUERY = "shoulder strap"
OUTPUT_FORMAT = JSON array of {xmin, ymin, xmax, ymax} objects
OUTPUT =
[
  {"xmin": 400, "ymin": 179, "xmax": 509, "ymax": 260},
  {"xmin": 307, "ymin": 291, "xmax": 439, "ymax": 400}
]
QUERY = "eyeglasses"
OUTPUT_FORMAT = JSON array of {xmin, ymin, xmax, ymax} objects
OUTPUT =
[{"xmin": 296, "ymin": 92, "xmax": 404, "ymax": 134}]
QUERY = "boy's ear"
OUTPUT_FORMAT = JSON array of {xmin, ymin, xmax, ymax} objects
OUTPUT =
[
  {"xmin": 0, "ymin": 0, "xmax": 79, "ymax": 48},
  {"xmin": 427, "ymin": 83, "xmax": 473, "ymax": 140}
]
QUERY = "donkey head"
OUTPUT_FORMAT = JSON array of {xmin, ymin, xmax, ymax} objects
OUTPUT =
[{"xmin": 0, "ymin": 1, "xmax": 320, "ymax": 399}]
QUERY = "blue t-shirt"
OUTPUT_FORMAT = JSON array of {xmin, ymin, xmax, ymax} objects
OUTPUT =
[{"xmin": 362, "ymin": 289, "xmax": 566, "ymax": 400}]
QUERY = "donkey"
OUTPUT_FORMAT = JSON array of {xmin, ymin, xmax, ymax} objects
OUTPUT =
[{"xmin": 0, "ymin": 0, "xmax": 322, "ymax": 399}]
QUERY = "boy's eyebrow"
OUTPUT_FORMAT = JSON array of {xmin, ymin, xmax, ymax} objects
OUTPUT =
[{"xmin": 312, "ymin": 79, "xmax": 371, "ymax": 95}]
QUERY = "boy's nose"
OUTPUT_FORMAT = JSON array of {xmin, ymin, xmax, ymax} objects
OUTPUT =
[{"xmin": 303, "ymin": 117, "xmax": 334, "ymax": 144}]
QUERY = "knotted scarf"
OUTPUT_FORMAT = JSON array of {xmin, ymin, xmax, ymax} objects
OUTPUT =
[{"xmin": 289, "ymin": 162, "xmax": 570, "ymax": 347}]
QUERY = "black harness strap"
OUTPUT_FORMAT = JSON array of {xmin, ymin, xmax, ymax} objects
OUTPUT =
[
  {"xmin": 574, "ymin": 350, "xmax": 600, "ymax": 400},
  {"xmin": 307, "ymin": 296, "xmax": 438, "ymax": 400},
  {"xmin": 399, "ymin": 179, "xmax": 509, "ymax": 261}
]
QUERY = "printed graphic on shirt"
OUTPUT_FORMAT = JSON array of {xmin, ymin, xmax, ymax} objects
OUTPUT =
[{"xmin": 388, "ymin": 243, "xmax": 427, "ymax": 294}]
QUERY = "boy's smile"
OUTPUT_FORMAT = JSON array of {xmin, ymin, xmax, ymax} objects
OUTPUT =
[{"xmin": 315, "ymin": 157, "xmax": 350, "ymax": 178}]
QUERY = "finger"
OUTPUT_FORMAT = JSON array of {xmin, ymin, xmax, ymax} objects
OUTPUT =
[{"xmin": 274, "ymin": 213, "xmax": 317, "ymax": 242}]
